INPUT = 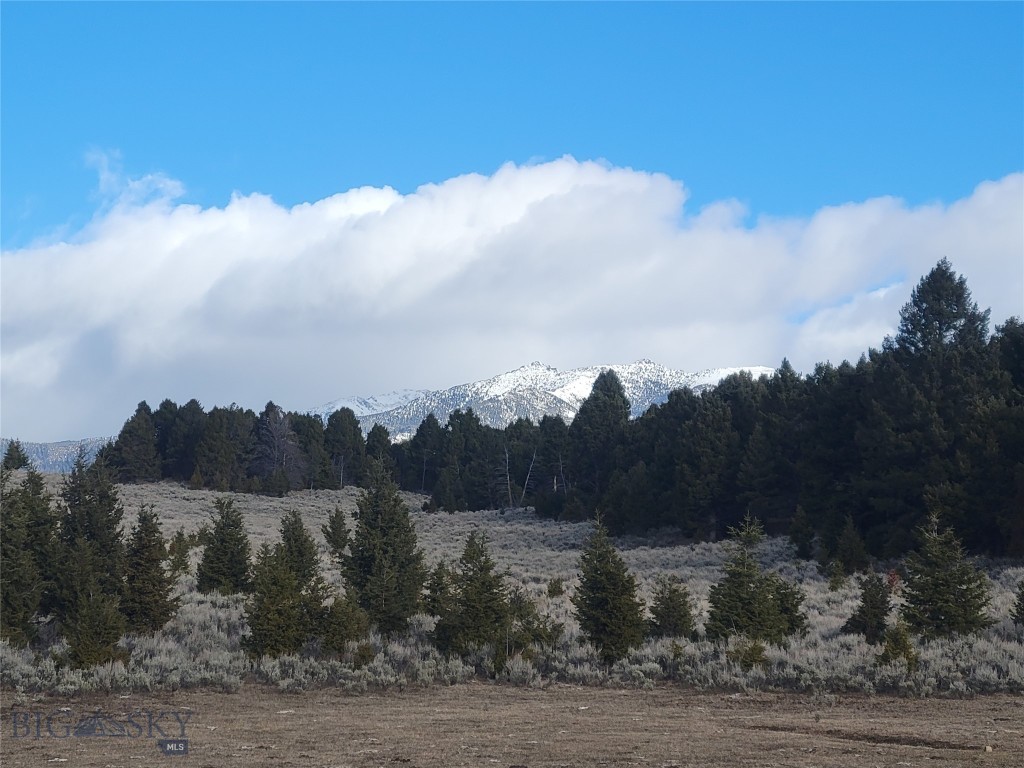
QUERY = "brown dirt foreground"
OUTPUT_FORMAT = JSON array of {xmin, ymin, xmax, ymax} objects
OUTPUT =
[{"xmin": 1, "ymin": 684, "xmax": 1021, "ymax": 768}]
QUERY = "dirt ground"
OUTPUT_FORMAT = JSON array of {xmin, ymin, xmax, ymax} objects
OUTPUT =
[{"xmin": 1, "ymin": 684, "xmax": 1021, "ymax": 768}]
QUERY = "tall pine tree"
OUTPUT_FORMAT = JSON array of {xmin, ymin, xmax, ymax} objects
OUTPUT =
[
  {"xmin": 342, "ymin": 461, "xmax": 425, "ymax": 635},
  {"xmin": 122, "ymin": 504, "xmax": 179, "ymax": 633},
  {"xmin": 571, "ymin": 518, "xmax": 645, "ymax": 665}
]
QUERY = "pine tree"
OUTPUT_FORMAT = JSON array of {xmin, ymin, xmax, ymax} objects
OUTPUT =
[
  {"xmin": 568, "ymin": 370, "xmax": 630, "ymax": 505},
  {"xmin": 571, "ymin": 519, "xmax": 645, "ymax": 665},
  {"xmin": 196, "ymin": 498, "xmax": 252, "ymax": 595},
  {"xmin": 767, "ymin": 573, "xmax": 808, "ymax": 639},
  {"xmin": 841, "ymin": 571, "xmax": 891, "ymax": 644},
  {"xmin": 875, "ymin": 620, "xmax": 919, "ymax": 672},
  {"xmin": 59, "ymin": 451, "xmax": 126, "ymax": 602},
  {"xmin": 0, "ymin": 467, "xmax": 45, "ymax": 645},
  {"xmin": 365, "ymin": 424, "xmax": 396, "ymax": 476},
  {"xmin": 110, "ymin": 402, "xmax": 162, "ymax": 482},
  {"xmin": 647, "ymin": 575, "xmax": 696, "ymax": 640},
  {"xmin": 834, "ymin": 515, "xmax": 870, "ymax": 575},
  {"xmin": 121, "ymin": 505, "xmax": 179, "ymax": 633},
  {"xmin": 320, "ymin": 589, "xmax": 369, "ymax": 656},
  {"xmin": 60, "ymin": 538, "xmax": 128, "ymax": 668},
  {"xmin": 705, "ymin": 515, "xmax": 806, "ymax": 645},
  {"xmin": 64, "ymin": 587, "xmax": 127, "ymax": 668},
  {"xmin": 243, "ymin": 544, "xmax": 308, "ymax": 657},
  {"xmin": 278, "ymin": 510, "xmax": 319, "ymax": 587},
  {"xmin": 2, "ymin": 439, "xmax": 31, "ymax": 470},
  {"xmin": 321, "ymin": 506, "xmax": 349, "ymax": 563},
  {"xmin": 1011, "ymin": 580, "xmax": 1024, "ymax": 627},
  {"xmin": 167, "ymin": 528, "xmax": 191, "ymax": 577},
  {"xmin": 433, "ymin": 533, "xmax": 509, "ymax": 657},
  {"xmin": 901, "ymin": 512, "xmax": 992, "ymax": 638},
  {"xmin": 342, "ymin": 461, "xmax": 425, "ymax": 635},
  {"xmin": 325, "ymin": 408, "xmax": 367, "ymax": 488},
  {"xmin": 424, "ymin": 560, "xmax": 455, "ymax": 618}
]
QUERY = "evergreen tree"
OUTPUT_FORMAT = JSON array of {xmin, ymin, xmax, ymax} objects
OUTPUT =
[
  {"xmin": 365, "ymin": 424, "xmax": 396, "ymax": 476},
  {"xmin": 290, "ymin": 412, "xmax": 333, "ymax": 490},
  {"xmin": 57, "ymin": 533, "xmax": 127, "ymax": 667},
  {"xmin": 770, "ymin": 573, "xmax": 809, "ymax": 639},
  {"xmin": 424, "ymin": 559, "xmax": 455, "ymax": 618},
  {"xmin": 325, "ymin": 408, "xmax": 367, "ymax": 488},
  {"xmin": 58, "ymin": 452, "xmax": 125, "ymax": 605},
  {"xmin": 278, "ymin": 510, "xmax": 319, "ymax": 587},
  {"xmin": 0, "ymin": 467, "xmax": 45, "ymax": 645},
  {"xmin": 647, "ymin": 575, "xmax": 696, "ymax": 640},
  {"xmin": 568, "ymin": 370, "xmax": 630, "ymax": 506},
  {"xmin": 1011, "ymin": 580, "xmax": 1024, "ymax": 627},
  {"xmin": 193, "ymin": 405, "xmax": 256, "ymax": 492},
  {"xmin": 675, "ymin": 393, "xmax": 741, "ymax": 538},
  {"xmin": 64, "ymin": 584, "xmax": 127, "ymax": 668},
  {"xmin": 901, "ymin": 512, "xmax": 993, "ymax": 638},
  {"xmin": 242, "ymin": 544, "xmax": 308, "ymax": 657},
  {"xmin": 841, "ymin": 571, "xmax": 891, "ymax": 644},
  {"xmin": 3, "ymin": 439, "xmax": 31, "ymax": 470},
  {"xmin": 342, "ymin": 461, "xmax": 425, "ymax": 635},
  {"xmin": 162, "ymin": 398, "xmax": 207, "ymax": 481},
  {"xmin": 196, "ymin": 498, "xmax": 252, "ymax": 594},
  {"xmin": 571, "ymin": 519, "xmax": 645, "ymax": 665},
  {"xmin": 109, "ymin": 402, "xmax": 161, "ymax": 482},
  {"xmin": 736, "ymin": 360, "xmax": 806, "ymax": 534},
  {"xmin": 895, "ymin": 258, "xmax": 990, "ymax": 360},
  {"xmin": 505, "ymin": 585, "xmax": 563, "ymax": 660},
  {"xmin": 705, "ymin": 515, "xmax": 806, "ymax": 645},
  {"xmin": 834, "ymin": 515, "xmax": 871, "ymax": 575},
  {"xmin": 320, "ymin": 589, "xmax": 369, "ymax": 655},
  {"xmin": 434, "ymin": 532, "xmax": 509, "ymax": 657},
  {"xmin": 321, "ymin": 506, "xmax": 349, "ymax": 564},
  {"xmin": 121, "ymin": 505, "xmax": 179, "ymax": 633},
  {"xmin": 167, "ymin": 527, "xmax": 191, "ymax": 577},
  {"xmin": 875, "ymin": 620, "xmax": 918, "ymax": 672}
]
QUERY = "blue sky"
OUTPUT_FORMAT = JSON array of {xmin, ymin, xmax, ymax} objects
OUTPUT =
[
  {"xmin": 2, "ymin": 2, "xmax": 1022, "ymax": 441},
  {"xmin": 4, "ymin": 2, "xmax": 1021, "ymax": 247}
]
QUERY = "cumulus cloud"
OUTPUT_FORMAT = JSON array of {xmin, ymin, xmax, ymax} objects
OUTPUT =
[{"xmin": 2, "ymin": 157, "xmax": 1022, "ymax": 441}]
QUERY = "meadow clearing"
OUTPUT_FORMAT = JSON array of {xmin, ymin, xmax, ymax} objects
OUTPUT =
[{"xmin": 2, "ymin": 478, "xmax": 1023, "ymax": 766}]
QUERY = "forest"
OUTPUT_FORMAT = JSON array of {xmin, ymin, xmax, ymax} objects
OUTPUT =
[{"xmin": 65, "ymin": 259, "xmax": 1022, "ymax": 561}]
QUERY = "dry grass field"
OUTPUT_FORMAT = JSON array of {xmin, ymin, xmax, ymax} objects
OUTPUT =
[{"xmin": 2, "ymin": 684, "xmax": 1022, "ymax": 768}]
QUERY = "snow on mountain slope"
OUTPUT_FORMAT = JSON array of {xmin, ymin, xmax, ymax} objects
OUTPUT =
[
  {"xmin": 311, "ymin": 389, "xmax": 429, "ymax": 421},
  {"xmin": 316, "ymin": 360, "xmax": 776, "ymax": 439}
]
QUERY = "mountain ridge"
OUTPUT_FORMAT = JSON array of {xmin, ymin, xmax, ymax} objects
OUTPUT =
[
  {"xmin": 3, "ymin": 360, "xmax": 776, "ymax": 472},
  {"xmin": 311, "ymin": 359, "xmax": 776, "ymax": 440}
]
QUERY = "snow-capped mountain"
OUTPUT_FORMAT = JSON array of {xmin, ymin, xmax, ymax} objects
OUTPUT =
[
  {"xmin": 0, "ymin": 437, "xmax": 110, "ymax": 474},
  {"xmin": 314, "ymin": 360, "xmax": 776, "ymax": 439}
]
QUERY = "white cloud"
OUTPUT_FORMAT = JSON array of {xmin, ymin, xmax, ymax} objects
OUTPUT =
[{"xmin": 2, "ymin": 157, "xmax": 1022, "ymax": 441}]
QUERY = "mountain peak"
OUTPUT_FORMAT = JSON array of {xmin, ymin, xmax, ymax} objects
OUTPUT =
[{"xmin": 311, "ymin": 360, "xmax": 775, "ymax": 440}]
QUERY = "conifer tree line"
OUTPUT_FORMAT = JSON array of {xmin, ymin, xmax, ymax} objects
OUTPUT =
[
  {"xmin": 2, "ymin": 441, "xmax": 1016, "ymax": 673},
  {"xmin": 95, "ymin": 259, "xmax": 1022, "ymax": 560}
]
